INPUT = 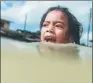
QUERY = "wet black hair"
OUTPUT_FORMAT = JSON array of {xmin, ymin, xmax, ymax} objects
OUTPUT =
[{"xmin": 40, "ymin": 6, "xmax": 83, "ymax": 44}]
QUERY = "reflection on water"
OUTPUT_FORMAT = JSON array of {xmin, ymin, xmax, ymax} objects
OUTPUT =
[{"xmin": 1, "ymin": 37, "xmax": 92, "ymax": 83}]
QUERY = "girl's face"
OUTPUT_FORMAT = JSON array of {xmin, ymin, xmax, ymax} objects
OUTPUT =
[{"xmin": 40, "ymin": 10, "xmax": 70, "ymax": 44}]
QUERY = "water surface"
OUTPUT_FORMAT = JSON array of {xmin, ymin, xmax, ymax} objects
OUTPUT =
[{"xmin": 1, "ymin": 37, "xmax": 92, "ymax": 83}]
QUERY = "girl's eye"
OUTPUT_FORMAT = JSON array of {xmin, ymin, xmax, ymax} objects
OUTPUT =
[
  {"xmin": 55, "ymin": 24, "xmax": 63, "ymax": 29},
  {"xmin": 42, "ymin": 23, "xmax": 48, "ymax": 27}
]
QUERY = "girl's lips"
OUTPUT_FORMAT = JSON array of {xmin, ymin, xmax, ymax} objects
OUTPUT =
[{"xmin": 44, "ymin": 36, "xmax": 56, "ymax": 42}]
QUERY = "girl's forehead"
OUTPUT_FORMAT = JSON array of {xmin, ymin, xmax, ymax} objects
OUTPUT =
[
  {"xmin": 49, "ymin": 10, "xmax": 67, "ymax": 16},
  {"xmin": 44, "ymin": 10, "xmax": 68, "ymax": 24}
]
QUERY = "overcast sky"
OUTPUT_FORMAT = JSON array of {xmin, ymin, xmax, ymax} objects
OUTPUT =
[{"xmin": 1, "ymin": 1, "xmax": 92, "ymax": 45}]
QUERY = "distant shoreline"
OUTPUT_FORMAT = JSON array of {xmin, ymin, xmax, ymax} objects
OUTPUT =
[{"xmin": 1, "ymin": 29, "xmax": 40, "ymax": 42}]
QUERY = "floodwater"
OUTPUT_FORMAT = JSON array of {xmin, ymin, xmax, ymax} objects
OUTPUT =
[{"xmin": 1, "ymin": 37, "xmax": 92, "ymax": 83}]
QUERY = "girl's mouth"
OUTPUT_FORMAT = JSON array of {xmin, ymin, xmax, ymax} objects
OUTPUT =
[{"xmin": 44, "ymin": 36, "xmax": 56, "ymax": 43}]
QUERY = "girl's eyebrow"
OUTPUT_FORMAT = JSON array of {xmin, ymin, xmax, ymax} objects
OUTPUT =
[
  {"xmin": 55, "ymin": 21, "xmax": 65, "ymax": 26},
  {"xmin": 43, "ymin": 21, "xmax": 50, "ymax": 23},
  {"xmin": 44, "ymin": 21, "xmax": 65, "ymax": 26}
]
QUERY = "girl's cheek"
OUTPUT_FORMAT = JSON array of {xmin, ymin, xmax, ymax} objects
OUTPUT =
[{"xmin": 56, "ymin": 31, "xmax": 65, "ymax": 42}]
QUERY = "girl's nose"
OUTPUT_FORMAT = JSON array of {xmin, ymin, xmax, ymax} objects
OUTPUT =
[{"xmin": 46, "ymin": 24, "xmax": 54, "ymax": 33}]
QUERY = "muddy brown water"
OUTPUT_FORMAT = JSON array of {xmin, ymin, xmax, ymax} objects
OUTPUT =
[{"xmin": 1, "ymin": 37, "xmax": 92, "ymax": 83}]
